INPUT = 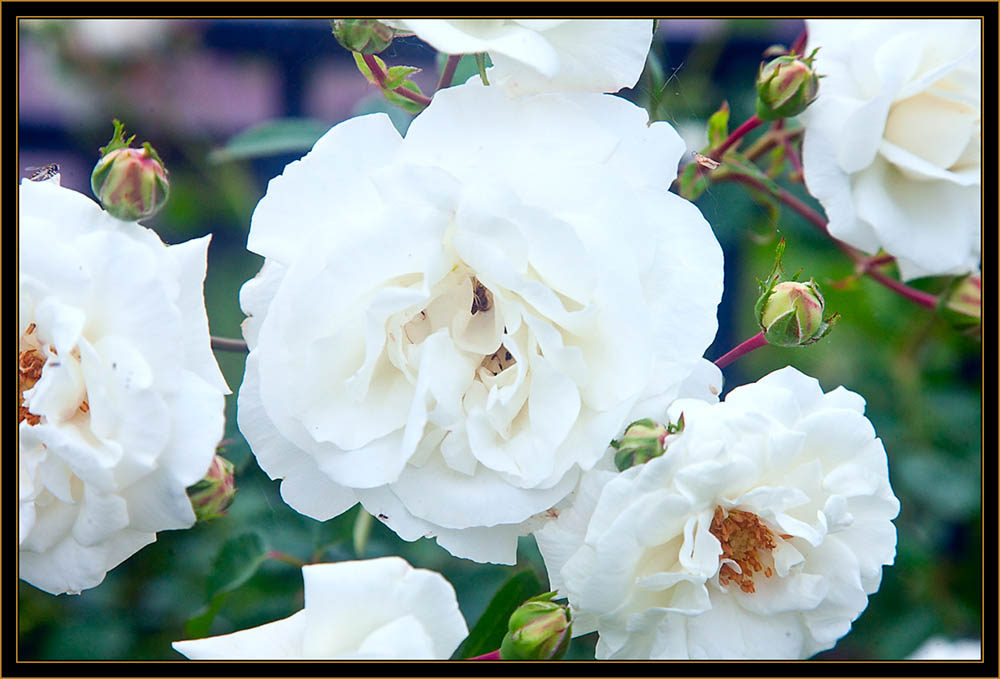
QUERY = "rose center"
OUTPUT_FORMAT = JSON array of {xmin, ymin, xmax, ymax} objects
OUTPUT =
[
  {"xmin": 709, "ymin": 506, "xmax": 778, "ymax": 594},
  {"xmin": 18, "ymin": 322, "xmax": 90, "ymax": 426}
]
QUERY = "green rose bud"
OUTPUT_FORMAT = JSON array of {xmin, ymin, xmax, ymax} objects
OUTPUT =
[
  {"xmin": 941, "ymin": 272, "xmax": 981, "ymax": 338},
  {"xmin": 754, "ymin": 239, "xmax": 837, "ymax": 348},
  {"xmin": 611, "ymin": 418, "xmax": 667, "ymax": 471},
  {"xmin": 755, "ymin": 49, "xmax": 820, "ymax": 121},
  {"xmin": 187, "ymin": 455, "xmax": 236, "ymax": 522},
  {"xmin": 610, "ymin": 416, "xmax": 685, "ymax": 471},
  {"xmin": 330, "ymin": 19, "xmax": 396, "ymax": 54},
  {"xmin": 91, "ymin": 120, "xmax": 169, "ymax": 221},
  {"xmin": 499, "ymin": 591, "xmax": 572, "ymax": 661},
  {"xmin": 758, "ymin": 280, "xmax": 831, "ymax": 347}
]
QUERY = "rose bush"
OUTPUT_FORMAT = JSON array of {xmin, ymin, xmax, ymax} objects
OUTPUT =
[
  {"xmin": 237, "ymin": 80, "xmax": 724, "ymax": 564},
  {"xmin": 535, "ymin": 366, "xmax": 900, "ymax": 659},
  {"xmin": 801, "ymin": 19, "xmax": 981, "ymax": 280},
  {"xmin": 18, "ymin": 178, "xmax": 229, "ymax": 595},
  {"xmin": 384, "ymin": 19, "xmax": 654, "ymax": 95},
  {"xmin": 172, "ymin": 557, "xmax": 468, "ymax": 659}
]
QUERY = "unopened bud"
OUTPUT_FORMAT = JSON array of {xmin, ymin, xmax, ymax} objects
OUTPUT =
[
  {"xmin": 941, "ymin": 272, "xmax": 981, "ymax": 338},
  {"xmin": 330, "ymin": 19, "xmax": 396, "ymax": 54},
  {"xmin": 187, "ymin": 455, "xmax": 236, "ymax": 522},
  {"xmin": 755, "ymin": 49, "xmax": 820, "ymax": 121},
  {"xmin": 500, "ymin": 592, "xmax": 572, "ymax": 661},
  {"xmin": 611, "ymin": 418, "xmax": 667, "ymax": 471},
  {"xmin": 754, "ymin": 239, "xmax": 837, "ymax": 347},
  {"xmin": 91, "ymin": 120, "xmax": 169, "ymax": 221},
  {"xmin": 759, "ymin": 280, "xmax": 832, "ymax": 347}
]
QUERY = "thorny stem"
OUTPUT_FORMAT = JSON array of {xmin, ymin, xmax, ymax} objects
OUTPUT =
[
  {"xmin": 717, "ymin": 173, "xmax": 939, "ymax": 309},
  {"xmin": 710, "ymin": 114, "xmax": 765, "ymax": 161},
  {"xmin": 437, "ymin": 53, "xmax": 463, "ymax": 91},
  {"xmin": 362, "ymin": 53, "xmax": 433, "ymax": 108},
  {"xmin": 714, "ymin": 332, "xmax": 768, "ymax": 369},
  {"xmin": 469, "ymin": 649, "xmax": 502, "ymax": 660},
  {"xmin": 211, "ymin": 336, "xmax": 249, "ymax": 353},
  {"xmin": 266, "ymin": 550, "xmax": 307, "ymax": 568}
]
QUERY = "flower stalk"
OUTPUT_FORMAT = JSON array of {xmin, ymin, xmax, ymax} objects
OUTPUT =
[
  {"xmin": 714, "ymin": 331, "xmax": 769, "ymax": 369},
  {"xmin": 211, "ymin": 336, "xmax": 249, "ymax": 353},
  {"xmin": 361, "ymin": 53, "xmax": 433, "ymax": 107},
  {"xmin": 437, "ymin": 53, "xmax": 463, "ymax": 91}
]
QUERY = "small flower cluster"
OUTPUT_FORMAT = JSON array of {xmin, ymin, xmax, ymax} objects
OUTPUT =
[{"xmin": 19, "ymin": 16, "xmax": 979, "ymax": 662}]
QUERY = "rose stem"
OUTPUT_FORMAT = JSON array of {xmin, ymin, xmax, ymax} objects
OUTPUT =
[
  {"xmin": 710, "ymin": 114, "xmax": 765, "ymax": 161},
  {"xmin": 266, "ymin": 550, "xmax": 307, "ymax": 568},
  {"xmin": 717, "ymin": 173, "xmax": 939, "ymax": 309},
  {"xmin": 361, "ymin": 53, "xmax": 433, "ymax": 107},
  {"xmin": 436, "ymin": 54, "xmax": 463, "ymax": 91},
  {"xmin": 468, "ymin": 649, "xmax": 501, "ymax": 660},
  {"xmin": 714, "ymin": 331, "xmax": 769, "ymax": 369},
  {"xmin": 211, "ymin": 336, "xmax": 249, "ymax": 353}
]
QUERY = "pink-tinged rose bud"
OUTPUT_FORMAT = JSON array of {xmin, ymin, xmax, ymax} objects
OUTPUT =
[
  {"xmin": 91, "ymin": 119, "xmax": 169, "ymax": 221},
  {"xmin": 754, "ymin": 239, "xmax": 837, "ymax": 347},
  {"xmin": 500, "ymin": 591, "xmax": 572, "ymax": 660},
  {"xmin": 187, "ymin": 455, "xmax": 236, "ymax": 522},
  {"xmin": 942, "ymin": 272, "xmax": 981, "ymax": 338},
  {"xmin": 755, "ymin": 50, "xmax": 820, "ymax": 121}
]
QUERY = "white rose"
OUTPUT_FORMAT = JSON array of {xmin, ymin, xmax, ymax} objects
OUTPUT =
[
  {"xmin": 535, "ymin": 366, "xmax": 900, "ymax": 659},
  {"xmin": 384, "ymin": 19, "xmax": 654, "ymax": 95},
  {"xmin": 172, "ymin": 557, "xmax": 468, "ymax": 659},
  {"xmin": 18, "ymin": 179, "xmax": 229, "ymax": 595},
  {"xmin": 906, "ymin": 637, "xmax": 981, "ymax": 660},
  {"xmin": 237, "ymin": 81, "xmax": 723, "ymax": 565},
  {"xmin": 801, "ymin": 19, "xmax": 981, "ymax": 281}
]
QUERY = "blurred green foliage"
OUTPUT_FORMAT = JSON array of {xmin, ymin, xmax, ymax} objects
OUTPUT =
[{"xmin": 18, "ymin": 18, "xmax": 980, "ymax": 661}]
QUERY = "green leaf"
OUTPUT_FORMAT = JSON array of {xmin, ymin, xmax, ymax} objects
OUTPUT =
[
  {"xmin": 384, "ymin": 65, "xmax": 421, "ymax": 90},
  {"xmin": 678, "ymin": 162, "xmax": 709, "ymax": 202},
  {"xmin": 450, "ymin": 569, "xmax": 544, "ymax": 659},
  {"xmin": 382, "ymin": 80, "xmax": 427, "ymax": 114},
  {"xmin": 474, "ymin": 52, "xmax": 490, "ymax": 85},
  {"xmin": 706, "ymin": 101, "xmax": 730, "ymax": 148},
  {"xmin": 208, "ymin": 119, "xmax": 331, "ymax": 163},
  {"xmin": 352, "ymin": 51, "xmax": 387, "ymax": 85},
  {"xmin": 205, "ymin": 533, "xmax": 269, "ymax": 600},
  {"xmin": 182, "ymin": 592, "xmax": 228, "ymax": 640}
]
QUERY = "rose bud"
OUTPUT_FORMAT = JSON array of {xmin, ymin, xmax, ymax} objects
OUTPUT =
[
  {"xmin": 941, "ymin": 272, "xmax": 981, "ymax": 338},
  {"xmin": 755, "ymin": 49, "xmax": 820, "ymax": 121},
  {"xmin": 758, "ymin": 279, "xmax": 836, "ymax": 347},
  {"xmin": 611, "ymin": 418, "xmax": 668, "ymax": 471},
  {"xmin": 500, "ymin": 591, "xmax": 572, "ymax": 661},
  {"xmin": 330, "ymin": 19, "xmax": 397, "ymax": 54},
  {"xmin": 187, "ymin": 455, "xmax": 236, "ymax": 522},
  {"xmin": 91, "ymin": 119, "xmax": 169, "ymax": 221}
]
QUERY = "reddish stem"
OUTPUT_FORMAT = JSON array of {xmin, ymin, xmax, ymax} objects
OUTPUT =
[
  {"xmin": 717, "ymin": 172, "xmax": 940, "ymax": 310},
  {"xmin": 714, "ymin": 332, "xmax": 768, "ymax": 369},
  {"xmin": 266, "ymin": 550, "xmax": 306, "ymax": 568},
  {"xmin": 437, "ymin": 53, "xmax": 463, "ymax": 91},
  {"xmin": 362, "ymin": 53, "xmax": 433, "ymax": 108},
  {"xmin": 711, "ymin": 115, "xmax": 765, "ymax": 160},
  {"xmin": 864, "ymin": 268, "xmax": 939, "ymax": 309},
  {"xmin": 469, "ymin": 649, "xmax": 501, "ymax": 660}
]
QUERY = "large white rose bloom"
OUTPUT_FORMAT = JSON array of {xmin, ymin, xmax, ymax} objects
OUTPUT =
[
  {"xmin": 535, "ymin": 366, "xmax": 900, "ymax": 659},
  {"xmin": 18, "ymin": 179, "xmax": 229, "ymax": 595},
  {"xmin": 801, "ymin": 19, "xmax": 981, "ymax": 281},
  {"xmin": 906, "ymin": 637, "xmax": 981, "ymax": 660},
  {"xmin": 172, "ymin": 557, "xmax": 468, "ymax": 659},
  {"xmin": 237, "ymin": 81, "xmax": 724, "ymax": 564},
  {"xmin": 384, "ymin": 19, "xmax": 654, "ymax": 96}
]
